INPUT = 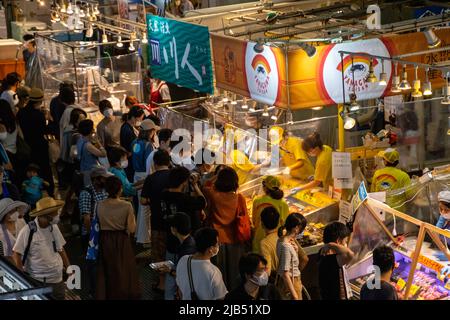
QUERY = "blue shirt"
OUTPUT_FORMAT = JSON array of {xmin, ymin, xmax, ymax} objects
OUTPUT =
[
  {"xmin": 77, "ymin": 137, "xmax": 99, "ymax": 171},
  {"xmin": 22, "ymin": 176, "xmax": 44, "ymax": 205},
  {"xmin": 109, "ymin": 167, "xmax": 137, "ymax": 197},
  {"xmin": 131, "ymin": 139, "xmax": 153, "ymax": 173},
  {"xmin": 436, "ymin": 216, "xmax": 450, "ymax": 245}
]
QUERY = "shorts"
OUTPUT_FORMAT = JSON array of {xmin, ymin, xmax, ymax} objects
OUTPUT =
[{"xmin": 151, "ymin": 230, "xmax": 167, "ymax": 262}]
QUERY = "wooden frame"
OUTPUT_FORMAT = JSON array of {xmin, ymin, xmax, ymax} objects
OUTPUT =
[{"xmin": 355, "ymin": 198, "xmax": 450, "ymax": 300}]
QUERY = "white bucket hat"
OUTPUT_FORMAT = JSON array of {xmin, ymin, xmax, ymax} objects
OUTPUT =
[{"xmin": 0, "ymin": 198, "xmax": 29, "ymax": 222}]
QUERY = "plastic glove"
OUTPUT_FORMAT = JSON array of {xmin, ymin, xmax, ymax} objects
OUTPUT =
[
  {"xmin": 282, "ymin": 167, "xmax": 290, "ymax": 175},
  {"xmin": 434, "ymin": 251, "xmax": 449, "ymax": 262}
]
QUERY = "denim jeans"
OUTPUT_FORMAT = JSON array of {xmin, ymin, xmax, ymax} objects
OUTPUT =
[{"xmin": 164, "ymin": 251, "xmax": 177, "ymax": 300}]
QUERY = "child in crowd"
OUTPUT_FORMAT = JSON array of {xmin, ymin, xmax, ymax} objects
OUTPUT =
[
  {"xmin": 21, "ymin": 164, "xmax": 49, "ymax": 208},
  {"xmin": 107, "ymin": 146, "xmax": 141, "ymax": 198},
  {"xmin": 318, "ymin": 221, "xmax": 354, "ymax": 300}
]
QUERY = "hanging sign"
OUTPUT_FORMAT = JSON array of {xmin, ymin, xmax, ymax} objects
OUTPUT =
[
  {"xmin": 147, "ymin": 15, "xmax": 214, "ymax": 94},
  {"xmin": 332, "ymin": 152, "xmax": 352, "ymax": 179},
  {"xmin": 351, "ymin": 181, "xmax": 368, "ymax": 214}
]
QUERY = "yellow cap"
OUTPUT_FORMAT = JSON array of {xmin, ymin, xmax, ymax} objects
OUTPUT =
[
  {"xmin": 378, "ymin": 148, "xmax": 400, "ymax": 164},
  {"xmin": 269, "ymin": 126, "xmax": 284, "ymax": 145},
  {"xmin": 263, "ymin": 175, "xmax": 281, "ymax": 190}
]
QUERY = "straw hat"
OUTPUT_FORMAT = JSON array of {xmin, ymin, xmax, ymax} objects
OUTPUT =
[
  {"xmin": 30, "ymin": 197, "xmax": 64, "ymax": 217},
  {"xmin": 28, "ymin": 88, "xmax": 44, "ymax": 102},
  {"xmin": 0, "ymin": 198, "xmax": 29, "ymax": 222}
]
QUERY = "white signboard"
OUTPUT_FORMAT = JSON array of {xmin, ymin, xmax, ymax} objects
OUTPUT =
[
  {"xmin": 368, "ymin": 192, "xmax": 386, "ymax": 221},
  {"xmin": 334, "ymin": 178, "xmax": 353, "ymax": 189},
  {"xmin": 332, "ymin": 152, "xmax": 352, "ymax": 179},
  {"xmin": 339, "ymin": 200, "xmax": 353, "ymax": 224}
]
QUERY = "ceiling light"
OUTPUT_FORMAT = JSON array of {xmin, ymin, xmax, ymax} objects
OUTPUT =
[
  {"xmin": 366, "ymin": 58, "xmax": 377, "ymax": 83},
  {"xmin": 141, "ymin": 33, "xmax": 148, "ymax": 44},
  {"xmin": 262, "ymin": 105, "xmax": 269, "ymax": 117},
  {"xmin": 411, "ymin": 66, "xmax": 422, "ymax": 98},
  {"xmin": 129, "ymin": 42, "xmax": 135, "ymax": 52},
  {"xmin": 93, "ymin": 4, "xmax": 100, "ymax": 15},
  {"xmin": 378, "ymin": 59, "xmax": 387, "ymax": 86},
  {"xmin": 341, "ymin": 108, "xmax": 356, "ymax": 130},
  {"xmin": 67, "ymin": 1, "xmax": 74, "ymax": 15},
  {"xmin": 249, "ymin": 101, "xmax": 257, "ymax": 113},
  {"xmin": 38, "ymin": 0, "xmax": 45, "ymax": 6},
  {"xmin": 312, "ymin": 106, "xmax": 323, "ymax": 110},
  {"xmin": 349, "ymin": 93, "xmax": 360, "ymax": 111},
  {"xmin": 241, "ymin": 97, "xmax": 248, "ymax": 110},
  {"xmin": 423, "ymin": 68, "xmax": 432, "ymax": 96},
  {"xmin": 116, "ymin": 35, "xmax": 123, "ymax": 48},
  {"xmin": 60, "ymin": 2, "xmax": 66, "ymax": 13},
  {"xmin": 391, "ymin": 62, "xmax": 401, "ymax": 93},
  {"xmin": 222, "ymin": 91, "xmax": 229, "ymax": 103},
  {"xmin": 398, "ymin": 64, "xmax": 411, "ymax": 91},
  {"xmin": 297, "ymin": 42, "xmax": 316, "ymax": 57},
  {"xmin": 102, "ymin": 31, "xmax": 108, "ymax": 43},
  {"xmin": 423, "ymin": 28, "xmax": 441, "ymax": 49}
]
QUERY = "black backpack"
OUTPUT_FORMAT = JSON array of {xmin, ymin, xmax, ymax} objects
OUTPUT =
[{"xmin": 22, "ymin": 220, "xmax": 38, "ymax": 265}]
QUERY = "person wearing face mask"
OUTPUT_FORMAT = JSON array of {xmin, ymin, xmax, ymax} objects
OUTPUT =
[
  {"xmin": 296, "ymin": 132, "xmax": 333, "ymax": 192},
  {"xmin": 96, "ymin": 100, "xmax": 123, "ymax": 151},
  {"xmin": 252, "ymin": 176, "xmax": 289, "ymax": 253},
  {"xmin": 107, "ymin": 146, "xmax": 138, "ymax": 197},
  {"xmin": 225, "ymin": 253, "xmax": 281, "ymax": 300},
  {"xmin": 12, "ymin": 197, "xmax": 71, "ymax": 300},
  {"xmin": 0, "ymin": 198, "xmax": 29, "ymax": 261},
  {"xmin": 120, "ymin": 106, "xmax": 145, "ymax": 182},
  {"xmin": 176, "ymin": 227, "xmax": 228, "ymax": 300},
  {"xmin": 276, "ymin": 212, "xmax": 309, "ymax": 300},
  {"xmin": 0, "ymin": 72, "xmax": 21, "ymax": 113},
  {"xmin": 76, "ymin": 119, "xmax": 107, "ymax": 187}
]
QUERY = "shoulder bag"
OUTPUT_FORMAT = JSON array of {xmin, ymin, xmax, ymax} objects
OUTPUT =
[{"xmin": 187, "ymin": 255, "xmax": 199, "ymax": 300}]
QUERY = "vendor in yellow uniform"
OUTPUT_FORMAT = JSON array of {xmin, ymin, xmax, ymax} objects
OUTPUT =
[
  {"xmin": 295, "ymin": 132, "xmax": 333, "ymax": 191},
  {"xmin": 371, "ymin": 148, "xmax": 410, "ymax": 193},
  {"xmin": 269, "ymin": 126, "xmax": 314, "ymax": 180}
]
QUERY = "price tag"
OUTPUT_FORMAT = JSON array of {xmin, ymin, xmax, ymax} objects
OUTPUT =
[
  {"xmin": 410, "ymin": 284, "xmax": 420, "ymax": 296},
  {"xmin": 397, "ymin": 278, "xmax": 406, "ymax": 291}
]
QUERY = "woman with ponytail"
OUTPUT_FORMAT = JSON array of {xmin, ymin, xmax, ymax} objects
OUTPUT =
[
  {"xmin": 298, "ymin": 132, "xmax": 333, "ymax": 191},
  {"xmin": 275, "ymin": 212, "xmax": 309, "ymax": 300},
  {"xmin": 251, "ymin": 176, "xmax": 289, "ymax": 253}
]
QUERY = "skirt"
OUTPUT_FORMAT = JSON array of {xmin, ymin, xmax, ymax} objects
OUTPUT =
[
  {"xmin": 96, "ymin": 230, "xmax": 141, "ymax": 300},
  {"xmin": 275, "ymin": 275, "xmax": 303, "ymax": 300},
  {"xmin": 134, "ymin": 171, "xmax": 151, "ymax": 244}
]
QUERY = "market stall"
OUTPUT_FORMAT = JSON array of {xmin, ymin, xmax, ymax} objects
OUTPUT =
[{"xmin": 347, "ymin": 197, "xmax": 450, "ymax": 300}]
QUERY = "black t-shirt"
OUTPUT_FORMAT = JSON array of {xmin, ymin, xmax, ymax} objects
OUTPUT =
[
  {"xmin": 141, "ymin": 169, "xmax": 170, "ymax": 231},
  {"xmin": 360, "ymin": 279, "xmax": 398, "ymax": 300},
  {"xmin": 160, "ymin": 191, "xmax": 206, "ymax": 253},
  {"xmin": 318, "ymin": 252, "xmax": 345, "ymax": 300},
  {"xmin": 175, "ymin": 236, "xmax": 196, "ymax": 265},
  {"xmin": 225, "ymin": 284, "xmax": 281, "ymax": 301}
]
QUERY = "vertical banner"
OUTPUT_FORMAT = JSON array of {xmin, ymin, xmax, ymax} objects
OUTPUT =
[
  {"xmin": 118, "ymin": 0, "xmax": 130, "ymax": 20},
  {"xmin": 147, "ymin": 15, "xmax": 214, "ymax": 94}
]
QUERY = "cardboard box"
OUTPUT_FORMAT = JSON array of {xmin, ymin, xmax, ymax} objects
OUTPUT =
[{"xmin": 0, "ymin": 39, "xmax": 23, "ymax": 60}]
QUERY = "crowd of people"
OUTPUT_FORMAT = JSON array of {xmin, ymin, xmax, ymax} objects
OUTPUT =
[{"xmin": 0, "ymin": 67, "xmax": 434, "ymax": 302}]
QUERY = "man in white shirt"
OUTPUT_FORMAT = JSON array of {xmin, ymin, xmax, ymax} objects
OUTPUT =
[
  {"xmin": 12, "ymin": 197, "xmax": 71, "ymax": 300},
  {"xmin": 0, "ymin": 72, "xmax": 20, "ymax": 113},
  {"xmin": 176, "ymin": 227, "xmax": 228, "ymax": 300}
]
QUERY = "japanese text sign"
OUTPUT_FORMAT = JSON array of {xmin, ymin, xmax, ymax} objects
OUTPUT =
[
  {"xmin": 332, "ymin": 152, "xmax": 352, "ymax": 179},
  {"xmin": 147, "ymin": 15, "xmax": 213, "ymax": 94},
  {"xmin": 351, "ymin": 181, "xmax": 368, "ymax": 214}
]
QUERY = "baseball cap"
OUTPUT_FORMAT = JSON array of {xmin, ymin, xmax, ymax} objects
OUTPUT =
[
  {"xmin": 438, "ymin": 191, "xmax": 450, "ymax": 203},
  {"xmin": 90, "ymin": 166, "xmax": 114, "ymax": 178},
  {"xmin": 263, "ymin": 175, "xmax": 281, "ymax": 191},
  {"xmin": 378, "ymin": 148, "xmax": 399, "ymax": 164},
  {"xmin": 167, "ymin": 212, "xmax": 191, "ymax": 233},
  {"xmin": 140, "ymin": 119, "xmax": 160, "ymax": 131}
]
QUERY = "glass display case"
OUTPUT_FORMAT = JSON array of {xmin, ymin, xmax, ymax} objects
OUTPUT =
[{"xmin": 346, "ymin": 198, "xmax": 450, "ymax": 300}]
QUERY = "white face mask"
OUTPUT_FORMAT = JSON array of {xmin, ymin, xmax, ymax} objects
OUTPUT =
[
  {"xmin": 103, "ymin": 108, "xmax": 113, "ymax": 118},
  {"xmin": 0, "ymin": 132, "xmax": 7, "ymax": 141},
  {"xmin": 9, "ymin": 211, "xmax": 19, "ymax": 222},
  {"xmin": 121, "ymin": 159, "xmax": 129, "ymax": 169},
  {"xmin": 250, "ymin": 271, "xmax": 269, "ymax": 287},
  {"xmin": 441, "ymin": 212, "xmax": 450, "ymax": 220},
  {"xmin": 135, "ymin": 120, "xmax": 142, "ymax": 128},
  {"xmin": 50, "ymin": 214, "xmax": 60, "ymax": 225},
  {"xmin": 296, "ymin": 231, "xmax": 305, "ymax": 240}
]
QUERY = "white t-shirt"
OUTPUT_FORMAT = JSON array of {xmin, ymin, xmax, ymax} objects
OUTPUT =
[
  {"xmin": 2, "ymin": 129, "xmax": 18, "ymax": 154},
  {"xmin": 59, "ymin": 104, "xmax": 82, "ymax": 143},
  {"xmin": 0, "ymin": 218, "xmax": 26, "ymax": 256},
  {"xmin": 171, "ymin": 152, "xmax": 195, "ymax": 171},
  {"xmin": 145, "ymin": 149, "xmax": 157, "ymax": 175},
  {"xmin": 176, "ymin": 255, "xmax": 228, "ymax": 300},
  {"xmin": 0, "ymin": 90, "xmax": 18, "ymax": 113},
  {"xmin": 13, "ymin": 218, "xmax": 66, "ymax": 283}
]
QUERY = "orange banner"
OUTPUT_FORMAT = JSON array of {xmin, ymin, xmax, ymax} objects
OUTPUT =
[{"xmin": 212, "ymin": 30, "xmax": 450, "ymax": 110}]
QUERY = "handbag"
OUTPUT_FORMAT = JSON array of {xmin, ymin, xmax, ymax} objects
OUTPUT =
[
  {"xmin": 187, "ymin": 255, "xmax": 199, "ymax": 300},
  {"xmin": 235, "ymin": 193, "xmax": 251, "ymax": 243},
  {"xmin": 47, "ymin": 135, "xmax": 60, "ymax": 164}
]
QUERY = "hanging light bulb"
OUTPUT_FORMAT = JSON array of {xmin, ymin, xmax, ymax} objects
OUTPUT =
[
  {"xmin": 366, "ymin": 58, "xmax": 377, "ymax": 83},
  {"xmin": 38, "ymin": 0, "xmax": 45, "ymax": 6},
  {"xmin": 343, "ymin": 114, "xmax": 356, "ymax": 130},
  {"xmin": 286, "ymin": 109, "xmax": 294, "ymax": 125},
  {"xmin": 378, "ymin": 59, "xmax": 387, "ymax": 86},
  {"xmin": 399, "ymin": 64, "xmax": 411, "ymax": 91},
  {"xmin": 51, "ymin": 11, "xmax": 61, "ymax": 23},
  {"xmin": 93, "ymin": 4, "xmax": 100, "ymax": 15},
  {"xmin": 102, "ymin": 30, "xmax": 108, "ymax": 43},
  {"xmin": 230, "ymin": 94, "xmax": 237, "ymax": 105},
  {"xmin": 442, "ymin": 73, "xmax": 450, "ymax": 105},
  {"xmin": 241, "ymin": 97, "xmax": 248, "ymax": 110},
  {"xmin": 312, "ymin": 106, "xmax": 323, "ymax": 110},
  {"xmin": 391, "ymin": 62, "xmax": 401, "ymax": 93},
  {"xmin": 262, "ymin": 105, "xmax": 269, "ymax": 117},
  {"xmin": 271, "ymin": 114, "xmax": 278, "ymax": 121},
  {"xmin": 411, "ymin": 66, "xmax": 422, "ymax": 98},
  {"xmin": 141, "ymin": 33, "xmax": 148, "ymax": 44},
  {"xmin": 116, "ymin": 35, "xmax": 123, "ymax": 48},
  {"xmin": 60, "ymin": 1, "xmax": 67, "ymax": 13},
  {"xmin": 249, "ymin": 101, "xmax": 257, "ymax": 113},
  {"xmin": 423, "ymin": 28, "xmax": 441, "ymax": 49},
  {"xmin": 128, "ymin": 32, "xmax": 136, "ymax": 52},
  {"xmin": 349, "ymin": 93, "xmax": 360, "ymax": 111},
  {"xmin": 67, "ymin": 1, "xmax": 74, "ymax": 15},
  {"xmin": 86, "ymin": 22, "xmax": 94, "ymax": 38},
  {"xmin": 79, "ymin": 7, "xmax": 86, "ymax": 18},
  {"xmin": 423, "ymin": 68, "xmax": 432, "ymax": 97}
]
